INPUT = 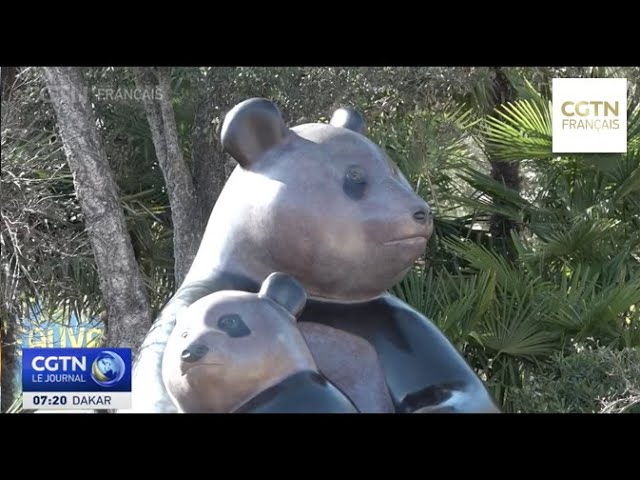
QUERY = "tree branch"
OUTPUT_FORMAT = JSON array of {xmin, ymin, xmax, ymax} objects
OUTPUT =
[{"xmin": 133, "ymin": 67, "xmax": 200, "ymax": 287}]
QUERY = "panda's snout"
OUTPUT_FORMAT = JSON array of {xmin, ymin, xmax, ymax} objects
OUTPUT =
[
  {"xmin": 412, "ymin": 205, "xmax": 432, "ymax": 225},
  {"xmin": 181, "ymin": 343, "xmax": 209, "ymax": 363},
  {"xmin": 413, "ymin": 210, "xmax": 427, "ymax": 223}
]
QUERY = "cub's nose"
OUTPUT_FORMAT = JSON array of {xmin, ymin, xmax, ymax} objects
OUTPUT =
[
  {"xmin": 413, "ymin": 207, "xmax": 432, "ymax": 224},
  {"xmin": 181, "ymin": 344, "xmax": 209, "ymax": 363}
]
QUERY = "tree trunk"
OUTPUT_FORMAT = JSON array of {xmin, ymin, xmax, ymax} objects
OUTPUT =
[
  {"xmin": 42, "ymin": 67, "xmax": 152, "ymax": 353},
  {"xmin": 0, "ymin": 315, "xmax": 19, "ymax": 412},
  {"xmin": 487, "ymin": 67, "xmax": 520, "ymax": 255},
  {"xmin": 191, "ymin": 98, "xmax": 227, "ymax": 234},
  {"xmin": 132, "ymin": 67, "xmax": 201, "ymax": 288},
  {"xmin": 1, "ymin": 66, "xmax": 18, "ymax": 100}
]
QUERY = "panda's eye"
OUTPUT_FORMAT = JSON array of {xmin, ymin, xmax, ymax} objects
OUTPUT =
[
  {"xmin": 218, "ymin": 315, "xmax": 237, "ymax": 329},
  {"xmin": 344, "ymin": 165, "xmax": 367, "ymax": 201},
  {"xmin": 346, "ymin": 166, "xmax": 366, "ymax": 184},
  {"xmin": 217, "ymin": 314, "xmax": 251, "ymax": 338}
]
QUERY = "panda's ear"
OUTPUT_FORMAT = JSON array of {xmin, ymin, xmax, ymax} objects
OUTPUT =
[
  {"xmin": 221, "ymin": 98, "xmax": 289, "ymax": 169},
  {"xmin": 330, "ymin": 107, "xmax": 367, "ymax": 136},
  {"xmin": 259, "ymin": 272, "xmax": 307, "ymax": 320}
]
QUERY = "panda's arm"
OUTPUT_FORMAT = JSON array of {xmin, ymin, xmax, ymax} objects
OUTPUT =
[
  {"xmin": 374, "ymin": 295, "xmax": 500, "ymax": 414},
  {"xmin": 233, "ymin": 371, "xmax": 359, "ymax": 413}
]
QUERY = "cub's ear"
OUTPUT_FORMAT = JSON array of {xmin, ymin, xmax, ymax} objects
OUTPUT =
[
  {"xmin": 221, "ymin": 98, "xmax": 289, "ymax": 169},
  {"xmin": 330, "ymin": 107, "xmax": 367, "ymax": 136},
  {"xmin": 259, "ymin": 272, "xmax": 307, "ymax": 320}
]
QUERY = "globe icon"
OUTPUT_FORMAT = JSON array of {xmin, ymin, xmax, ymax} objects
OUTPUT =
[{"xmin": 91, "ymin": 351, "xmax": 126, "ymax": 387}]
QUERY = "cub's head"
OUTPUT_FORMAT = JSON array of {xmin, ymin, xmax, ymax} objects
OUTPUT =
[{"xmin": 163, "ymin": 272, "xmax": 315, "ymax": 413}]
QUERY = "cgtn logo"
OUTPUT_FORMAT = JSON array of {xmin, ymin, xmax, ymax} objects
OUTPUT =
[
  {"xmin": 22, "ymin": 348, "xmax": 131, "ymax": 410},
  {"xmin": 552, "ymin": 78, "xmax": 627, "ymax": 153},
  {"xmin": 91, "ymin": 351, "xmax": 127, "ymax": 386}
]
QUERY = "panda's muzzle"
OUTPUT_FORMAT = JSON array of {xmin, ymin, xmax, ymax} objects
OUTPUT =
[
  {"xmin": 181, "ymin": 344, "xmax": 209, "ymax": 363},
  {"xmin": 179, "ymin": 344, "xmax": 224, "ymax": 376},
  {"xmin": 413, "ymin": 209, "xmax": 429, "ymax": 224}
]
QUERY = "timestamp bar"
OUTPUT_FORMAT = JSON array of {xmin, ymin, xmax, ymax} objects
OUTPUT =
[{"xmin": 23, "ymin": 392, "xmax": 131, "ymax": 410}]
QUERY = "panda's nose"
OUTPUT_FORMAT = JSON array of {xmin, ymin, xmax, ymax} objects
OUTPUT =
[
  {"xmin": 181, "ymin": 344, "xmax": 209, "ymax": 363},
  {"xmin": 413, "ymin": 207, "xmax": 432, "ymax": 224}
]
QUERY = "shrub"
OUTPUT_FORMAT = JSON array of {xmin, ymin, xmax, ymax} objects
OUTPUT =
[{"xmin": 510, "ymin": 346, "xmax": 640, "ymax": 413}]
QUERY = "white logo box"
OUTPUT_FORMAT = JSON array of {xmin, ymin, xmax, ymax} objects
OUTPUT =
[{"xmin": 552, "ymin": 78, "xmax": 627, "ymax": 153}]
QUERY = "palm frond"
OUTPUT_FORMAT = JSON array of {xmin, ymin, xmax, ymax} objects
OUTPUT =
[
  {"xmin": 484, "ymin": 99, "xmax": 553, "ymax": 161},
  {"xmin": 627, "ymin": 101, "xmax": 640, "ymax": 150},
  {"xmin": 441, "ymin": 237, "xmax": 524, "ymax": 290},
  {"xmin": 392, "ymin": 264, "xmax": 434, "ymax": 317},
  {"xmin": 476, "ymin": 282, "xmax": 560, "ymax": 358},
  {"xmin": 457, "ymin": 165, "xmax": 531, "ymax": 209},
  {"xmin": 612, "ymin": 148, "xmax": 640, "ymax": 203},
  {"xmin": 535, "ymin": 217, "xmax": 620, "ymax": 259},
  {"xmin": 573, "ymin": 282, "xmax": 640, "ymax": 345}
]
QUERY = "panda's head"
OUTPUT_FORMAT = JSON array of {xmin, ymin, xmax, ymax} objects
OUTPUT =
[
  {"xmin": 163, "ymin": 273, "xmax": 316, "ymax": 413},
  {"xmin": 219, "ymin": 98, "xmax": 433, "ymax": 301}
]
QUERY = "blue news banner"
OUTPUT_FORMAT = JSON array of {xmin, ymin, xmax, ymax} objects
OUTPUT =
[{"xmin": 22, "ymin": 348, "xmax": 132, "ymax": 410}]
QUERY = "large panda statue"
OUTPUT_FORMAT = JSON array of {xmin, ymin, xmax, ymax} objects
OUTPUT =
[{"xmin": 130, "ymin": 98, "xmax": 499, "ymax": 413}]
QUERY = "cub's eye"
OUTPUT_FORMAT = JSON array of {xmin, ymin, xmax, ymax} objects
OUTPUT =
[
  {"xmin": 218, "ymin": 315, "xmax": 237, "ymax": 329},
  {"xmin": 217, "ymin": 314, "xmax": 251, "ymax": 338},
  {"xmin": 181, "ymin": 331, "xmax": 188, "ymax": 338},
  {"xmin": 344, "ymin": 165, "xmax": 367, "ymax": 201},
  {"xmin": 346, "ymin": 166, "xmax": 366, "ymax": 184}
]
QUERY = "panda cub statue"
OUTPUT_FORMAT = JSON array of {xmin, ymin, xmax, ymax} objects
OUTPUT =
[{"xmin": 163, "ymin": 272, "xmax": 392, "ymax": 413}]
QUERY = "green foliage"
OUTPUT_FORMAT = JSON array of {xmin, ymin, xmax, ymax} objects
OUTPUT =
[
  {"xmin": 1, "ymin": 68, "xmax": 101, "ymax": 325},
  {"xmin": 510, "ymin": 346, "xmax": 640, "ymax": 413},
  {"xmin": 393, "ymin": 69, "xmax": 640, "ymax": 411},
  {"xmin": 484, "ymin": 99, "xmax": 552, "ymax": 161}
]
